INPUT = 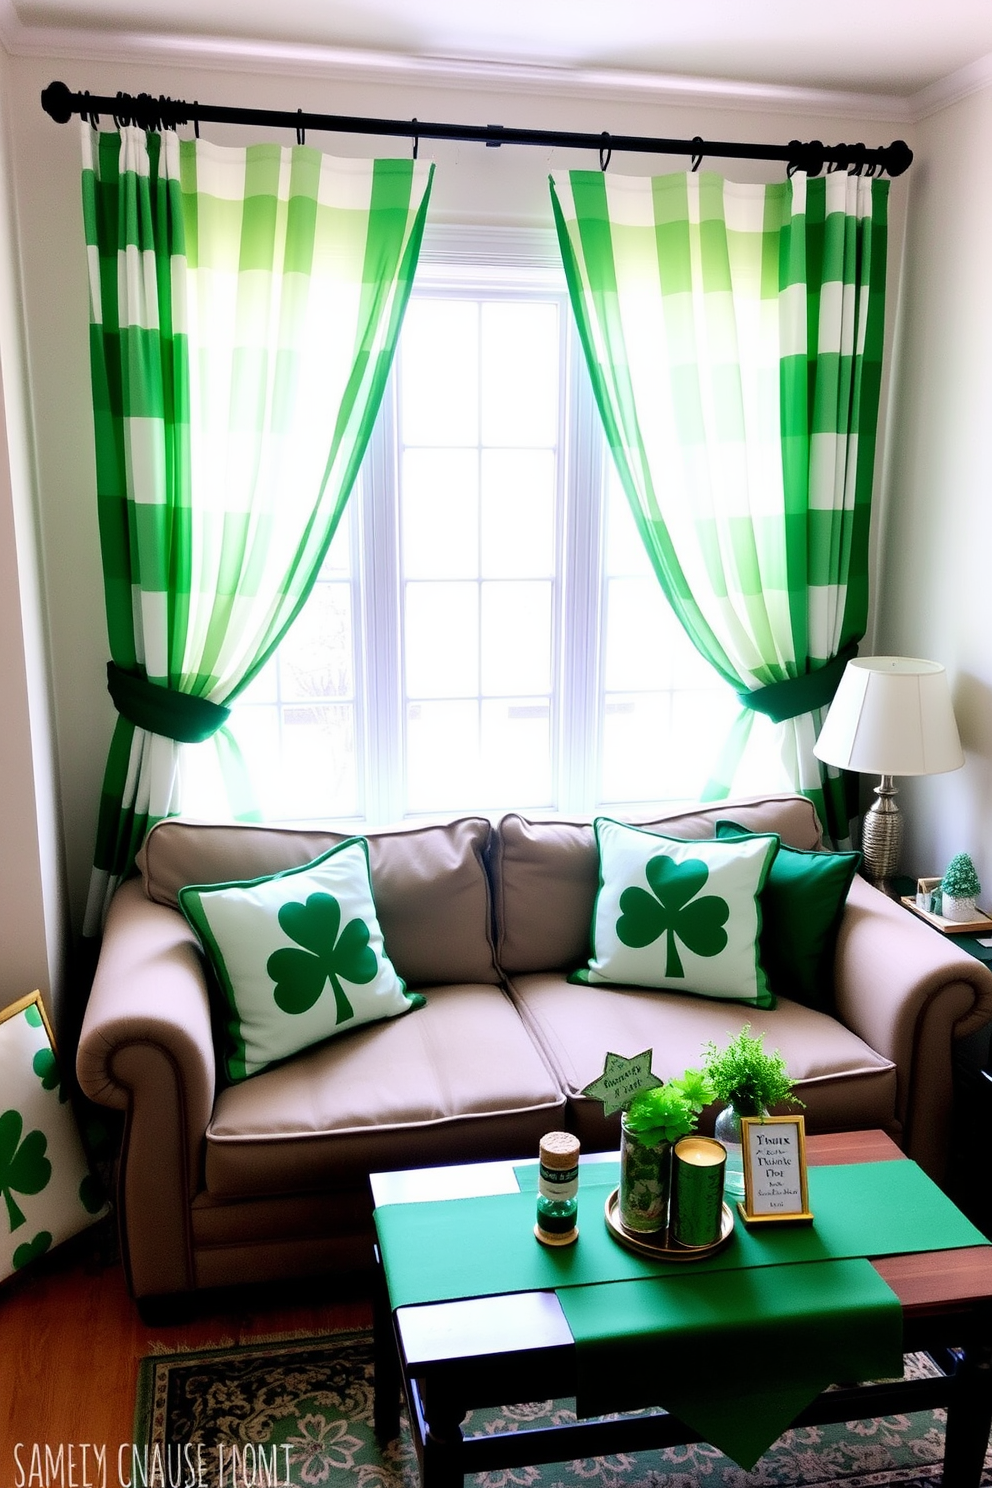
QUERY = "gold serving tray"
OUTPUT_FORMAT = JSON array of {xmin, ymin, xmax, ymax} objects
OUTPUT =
[{"xmin": 604, "ymin": 1187, "xmax": 734, "ymax": 1261}]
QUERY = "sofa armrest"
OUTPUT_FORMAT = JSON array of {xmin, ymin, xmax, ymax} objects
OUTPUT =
[
  {"xmin": 832, "ymin": 873, "xmax": 992, "ymax": 1180},
  {"xmin": 76, "ymin": 877, "xmax": 216, "ymax": 1296}
]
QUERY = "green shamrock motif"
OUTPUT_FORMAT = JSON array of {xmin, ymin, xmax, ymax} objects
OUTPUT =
[
  {"xmin": 0, "ymin": 1109, "xmax": 52, "ymax": 1232},
  {"xmin": 617, "ymin": 855, "xmax": 729, "ymax": 978},
  {"xmin": 33, "ymin": 1047, "xmax": 66, "ymax": 1102},
  {"xmin": 13, "ymin": 1230, "xmax": 51, "ymax": 1270},
  {"xmin": 267, "ymin": 892, "xmax": 378, "ymax": 1025}
]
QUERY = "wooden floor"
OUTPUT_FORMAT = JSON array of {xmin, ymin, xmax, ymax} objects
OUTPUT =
[{"xmin": 0, "ymin": 1222, "xmax": 373, "ymax": 1465}]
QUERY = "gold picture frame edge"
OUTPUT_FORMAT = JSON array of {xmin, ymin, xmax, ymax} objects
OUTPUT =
[
  {"xmin": 0, "ymin": 988, "xmax": 55, "ymax": 1049},
  {"xmin": 739, "ymin": 1113, "xmax": 814, "ymax": 1226}
]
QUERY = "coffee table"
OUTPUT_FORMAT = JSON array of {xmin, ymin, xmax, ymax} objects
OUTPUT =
[{"xmin": 371, "ymin": 1130, "xmax": 992, "ymax": 1488}]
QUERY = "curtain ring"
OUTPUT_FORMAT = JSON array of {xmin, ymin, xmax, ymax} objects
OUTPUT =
[
  {"xmin": 412, "ymin": 119, "xmax": 419, "ymax": 160},
  {"xmin": 690, "ymin": 136, "xmax": 704, "ymax": 171},
  {"xmin": 193, "ymin": 105, "xmax": 200, "ymax": 140},
  {"xmin": 296, "ymin": 109, "xmax": 305, "ymax": 146},
  {"xmin": 599, "ymin": 132, "xmax": 612, "ymax": 172}
]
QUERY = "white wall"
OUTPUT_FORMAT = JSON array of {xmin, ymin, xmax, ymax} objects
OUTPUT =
[
  {"xmin": 0, "ymin": 49, "xmax": 66, "ymax": 1026},
  {"xmin": 0, "ymin": 46, "xmax": 915, "ymax": 981},
  {"xmin": 877, "ymin": 82, "xmax": 992, "ymax": 888}
]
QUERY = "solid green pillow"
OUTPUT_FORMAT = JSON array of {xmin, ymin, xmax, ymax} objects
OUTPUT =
[
  {"xmin": 716, "ymin": 821, "xmax": 861, "ymax": 1012},
  {"xmin": 571, "ymin": 817, "xmax": 779, "ymax": 1009},
  {"xmin": 179, "ymin": 838, "xmax": 424, "ymax": 1082}
]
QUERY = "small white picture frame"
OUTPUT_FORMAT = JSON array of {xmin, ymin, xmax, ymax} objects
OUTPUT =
[{"xmin": 739, "ymin": 1114, "xmax": 814, "ymax": 1225}]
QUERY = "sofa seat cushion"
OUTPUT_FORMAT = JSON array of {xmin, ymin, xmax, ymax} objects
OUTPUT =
[
  {"xmin": 506, "ymin": 972, "xmax": 898, "ymax": 1151},
  {"xmin": 205, "ymin": 982, "xmax": 564, "ymax": 1198}
]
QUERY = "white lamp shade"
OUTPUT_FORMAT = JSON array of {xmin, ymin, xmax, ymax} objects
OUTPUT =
[{"xmin": 812, "ymin": 657, "xmax": 964, "ymax": 777}]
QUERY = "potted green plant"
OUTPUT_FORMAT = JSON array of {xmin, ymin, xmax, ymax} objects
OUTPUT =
[
  {"xmin": 702, "ymin": 1026, "xmax": 803, "ymax": 1199},
  {"xmin": 619, "ymin": 1069, "xmax": 712, "ymax": 1234},
  {"xmin": 940, "ymin": 853, "xmax": 981, "ymax": 923}
]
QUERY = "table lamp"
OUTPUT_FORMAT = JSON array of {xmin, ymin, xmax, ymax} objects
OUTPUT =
[{"xmin": 812, "ymin": 657, "xmax": 964, "ymax": 889}]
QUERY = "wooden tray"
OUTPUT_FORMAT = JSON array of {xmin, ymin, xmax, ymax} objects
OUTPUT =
[
  {"xmin": 603, "ymin": 1188, "xmax": 734, "ymax": 1261},
  {"xmin": 900, "ymin": 897, "xmax": 992, "ymax": 936}
]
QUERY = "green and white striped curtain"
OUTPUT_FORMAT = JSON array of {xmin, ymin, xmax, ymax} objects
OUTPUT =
[
  {"xmin": 82, "ymin": 124, "xmax": 433, "ymax": 933},
  {"xmin": 550, "ymin": 169, "xmax": 888, "ymax": 844}
]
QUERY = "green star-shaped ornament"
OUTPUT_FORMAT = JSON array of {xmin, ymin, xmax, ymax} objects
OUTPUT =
[{"xmin": 581, "ymin": 1050, "xmax": 663, "ymax": 1117}]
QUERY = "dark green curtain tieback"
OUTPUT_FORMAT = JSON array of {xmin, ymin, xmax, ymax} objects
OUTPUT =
[
  {"xmin": 106, "ymin": 662, "xmax": 231, "ymax": 744},
  {"xmin": 736, "ymin": 644, "xmax": 859, "ymax": 725}
]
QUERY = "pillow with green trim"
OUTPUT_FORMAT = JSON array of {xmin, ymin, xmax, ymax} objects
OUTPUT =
[
  {"xmin": 716, "ymin": 820, "xmax": 860, "ymax": 1012},
  {"xmin": 179, "ymin": 838, "xmax": 424, "ymax": 1082},
  {"xmin": 570, "ymin": 818, "xmax": 780, "ymax": 1008}
]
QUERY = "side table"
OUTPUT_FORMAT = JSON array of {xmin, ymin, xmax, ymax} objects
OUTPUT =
[{"xmin": 894, "ymin": 875, "xmax": 992, "ymax": 1234}]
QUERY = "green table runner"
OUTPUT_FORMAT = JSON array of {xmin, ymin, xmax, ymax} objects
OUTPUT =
[
  {"xmin": 374, "ymin": 1159, "xmax": 987, "ymax": 1471},
  {"xmin": 375, "ymin": 1160, "xmax": 986, "ymax": 1310},
  {"xmin": 558, "ymin": 1257, "xmax": 904, "ymax": 1470}
]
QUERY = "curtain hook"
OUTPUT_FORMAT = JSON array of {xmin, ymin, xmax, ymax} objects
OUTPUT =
[
  {"xmin": 193, "ymin": 104, "xmax": 200, "ymax": 140},
  {"xmin": 599, "ymin": 131, "xmax": 612, "ymax": 172},
  {"xmin": 296, "ymin": 109, "xmax": 305, "ymax": 147},
  {"xmin": 690, "ymin": 136, "xmax": 704, "ymax": 172},
  {"xmin": 412, "ymin": 119, "xmax": 419, "ymax": 160}
]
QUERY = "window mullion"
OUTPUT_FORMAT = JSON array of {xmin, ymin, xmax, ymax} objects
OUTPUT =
[
  {"xmin": 357, "ymin": 379, "xmax": 404, "ymax": 825},
  {"xmin": 557, "ymin": 329, "xmax": 608, "ymax": 816}
]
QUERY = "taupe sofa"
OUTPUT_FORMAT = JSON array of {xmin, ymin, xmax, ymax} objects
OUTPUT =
[{"xmin": 76, "ymin": 793, "xmax": 992, "ymax": 1304}]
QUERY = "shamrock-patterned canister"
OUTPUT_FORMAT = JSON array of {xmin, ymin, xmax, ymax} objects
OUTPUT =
[
  {"xmin": 535, "ymin": 1131, "xmax": 580, "ymax": 1246},
  {"xmin": 619, "ymin": 1115, "xmax": 671, "ymax": 1233}
]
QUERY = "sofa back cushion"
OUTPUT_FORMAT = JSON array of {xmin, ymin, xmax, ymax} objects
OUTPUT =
[
  {"xmin": 490, "ymin": 794, "xmax": 824, "ymax": 975},
  {"xmin": 138, "ymin": 817, "xmax": 499, "ymax": 987}
]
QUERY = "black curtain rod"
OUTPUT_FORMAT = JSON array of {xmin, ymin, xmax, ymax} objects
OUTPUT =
[{"xmin": 40, "ymin": 80, "xmax": 913, "ymax": 178}]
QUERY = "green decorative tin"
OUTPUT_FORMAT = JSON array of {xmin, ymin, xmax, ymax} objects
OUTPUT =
[{"xmin": 671, "ymin": 1135, "xmax": 726, "ymax": 1248}]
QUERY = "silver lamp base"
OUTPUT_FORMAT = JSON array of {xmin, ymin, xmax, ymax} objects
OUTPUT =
[{"xmin": 861, "ymin": 774, "xmax": 903, "ymax": 893}]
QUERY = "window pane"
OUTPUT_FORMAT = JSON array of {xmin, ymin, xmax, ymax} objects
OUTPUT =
[
  {"xmin": 481, "ymin": 301, "xmax": 559, "ymax": 447},
  {"xmin": 228, "ymin": 701, "xmax": 358, "ymax": 820},
  {"xmin": 405, "ymin": 582, "xmax": 479, "ymax": 697},
  {"xmin": 603, "ymin": 577, "xmax": 672, "ymax": 692},
  {"xmin": 237, "ymin": 653, "xmax": 278, "ymax": 704},
  {"xmin": 481, "ymin": 699, "xmax": 552, "ymax": 805},
  {"xmin": 406, "ymin": 700, "xmax": 479, "ymax": 811},
  {"xmin": 402, "ymin": 449, "xmax": 479, "ymax": 580},
  {"xmin": 278, "ymin": 582, "xmax": 353, "ymax": 700},
  {"xmin": 400, "ymin": 300, "xmax": 478, "ymax": 447},
  {"xmin": 481, "ymin": 581, "xmax": 552, "ymax": 696},
  {"xmin": 481, "ymin": 450, "xmax": 555, "ymax": 578}
]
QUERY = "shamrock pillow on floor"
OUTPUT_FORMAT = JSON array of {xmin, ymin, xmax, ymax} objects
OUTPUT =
[
  {"xmin": 571, "ymin": 818, "xmax": 780, "ymax": 1008},
  {"xmin": 1, "ymin": 990, "xmax": 109, "ymax": 1284},
  {"xmin": 179, "ymin": 838, "xmax": 423, "ymax": 1082}
]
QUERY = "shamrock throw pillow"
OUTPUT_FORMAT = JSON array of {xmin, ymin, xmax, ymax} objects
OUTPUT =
[
  {"xmin": 571, "ymin": 818, "xmax": 780, "ymax": 1008},
  {"xmin": 179, "ymin": 839, "xmax": 424, "ymax": 1082},
  {"xmin": 716, "ymin": 821, "xmax": 861, "ymax": 1012}
]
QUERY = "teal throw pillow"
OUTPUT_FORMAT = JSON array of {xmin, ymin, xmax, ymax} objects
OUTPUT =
[
  {"xmin": 571, "ymin": 818, "xmax": 780, "ymax": 1008},
  {"xmin": 179, "ymin": 838, "xmax": 423, "ymax": 1082},
  {"xmin": 716, "ymin": 821, "xmax": 861, "ymax": 1012}
]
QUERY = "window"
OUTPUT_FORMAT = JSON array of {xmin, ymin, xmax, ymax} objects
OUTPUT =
[{"xmin": 211, "ymin": 230, "xmax": 737, "ymax": 827}]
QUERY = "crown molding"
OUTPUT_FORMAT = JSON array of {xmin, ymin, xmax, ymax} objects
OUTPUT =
[
  {"xmin": 908, "ymin": 49, "xmax": 992, "ymax": 120},
  {"xmin": 2, "ymin": 3, "xmax": 918, "ymax": 126}
]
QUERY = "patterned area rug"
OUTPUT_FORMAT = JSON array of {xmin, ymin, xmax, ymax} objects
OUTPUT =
[{"xmin": 134, "ymin": 1330, "xmax": 992, "ymax": 1488}]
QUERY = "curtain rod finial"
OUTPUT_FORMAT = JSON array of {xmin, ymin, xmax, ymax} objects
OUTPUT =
[
  {"xmin": 41, "ymin": 81, "xmax": 74, "ymax": 124},
  {"xmin": 884, "ymin": 140, "xmax": 913, "ymax": 177}
]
